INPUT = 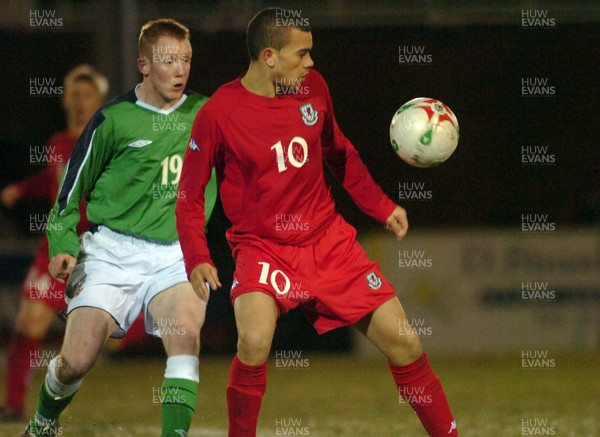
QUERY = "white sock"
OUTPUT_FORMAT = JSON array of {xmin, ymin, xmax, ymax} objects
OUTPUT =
[
  {"xmin": 164, "ymin": 355, "xmax": 200, "ymax": 382},
  {"xmin": 45, "ymin": 356, "xmax": 83, "ymax": 399}
]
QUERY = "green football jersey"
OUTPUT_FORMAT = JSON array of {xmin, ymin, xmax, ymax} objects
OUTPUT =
[{"xmin": 48, "ymin": 88, "xmax": 217, "ymax": 258}]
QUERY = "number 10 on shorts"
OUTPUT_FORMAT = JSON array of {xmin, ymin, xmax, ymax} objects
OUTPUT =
[{"xmin": 258, "ymin": 261, "xmax": 290, "ymax": 295}]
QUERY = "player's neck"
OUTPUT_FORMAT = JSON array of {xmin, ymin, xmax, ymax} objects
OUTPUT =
[
  {"xmin": 136, "ymin": 82, "xmax": 179, "ymax": 110},
  {"xmin": 241, "ymin": 65, "xmax": 276, "ymax": 98}
]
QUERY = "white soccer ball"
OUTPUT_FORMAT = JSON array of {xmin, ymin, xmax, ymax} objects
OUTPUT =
[{"xmin": 390, "ymin": 97, "xmax": 459, "ymax": 168}]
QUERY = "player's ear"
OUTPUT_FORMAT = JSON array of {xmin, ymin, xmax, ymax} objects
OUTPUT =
[
  {"xmin": 262, "ymin": 48, "xmax": 277, "ymax": 69},
  {"xmin": 138, "ymin": 56, "xmax": 150, "ymax": 76}
]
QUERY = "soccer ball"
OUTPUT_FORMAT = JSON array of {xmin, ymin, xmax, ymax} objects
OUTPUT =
[{"xmin": 390, "ymin": 97, "xmax": 459, "ymax": 168}]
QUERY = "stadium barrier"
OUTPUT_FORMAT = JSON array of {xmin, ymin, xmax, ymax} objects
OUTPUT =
[{"xmin": 356, "ymin": 227, "xmax": 600, "ymax": 356}]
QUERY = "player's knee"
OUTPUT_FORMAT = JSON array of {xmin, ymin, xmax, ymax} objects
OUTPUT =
[
  {"xmin": 398, "ymin": 332, "xmax": 423, "ymax": 362},
  {"xmin": 179, "ymin": 320, "xmax": 201, "ymax": 346},
  {"xmin": 157, "ymin": 312, "xmax": 202, "ymax": 355},
  {"xmin": 172, "ymin": 310, "xmax": 202, "ymax": 339},
  {"xmin": 173, "ymin": 301, "xmax": 205, "ymax": 338},
  {"xmin": 57, "ymin": 354, "xmax": 94, "ymax": 382},
  {"xmin": 383, "ymin": 328, "xmax": 422, "ymax": 365},
  {"xmin": 237, "ymin": 330, "xmax": 272, "ymax": 364}
]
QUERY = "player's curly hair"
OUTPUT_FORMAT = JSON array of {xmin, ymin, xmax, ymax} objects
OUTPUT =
[
  {"xmin": 246, "ymin": 7, "xmax": 311, "ymax": 60},
  {"xmin": 138, "ymin": 18, "xmax": 190, "ymax": 58}
]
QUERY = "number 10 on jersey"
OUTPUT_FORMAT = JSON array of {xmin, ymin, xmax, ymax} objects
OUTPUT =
[{"xmin": 271, "ymin": 136, "xmax": 308, "ymax": 173}]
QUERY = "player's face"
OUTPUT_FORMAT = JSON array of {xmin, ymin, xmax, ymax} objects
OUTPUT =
[
  {"xmin": 63, "ymin": 80, "xmax": 103, "ymax": 127},
  {"xmin": 139, "ymin": 35, "xmax": 192, "ymax": 107},
  {"xmin": 274, "ymin": 28, "xmax": 314, "ymax": 86}
]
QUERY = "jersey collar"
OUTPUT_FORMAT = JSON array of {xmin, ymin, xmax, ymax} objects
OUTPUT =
[{"xmin": 134, "ymin": 83, "xmax": 188, "ymax": 114}]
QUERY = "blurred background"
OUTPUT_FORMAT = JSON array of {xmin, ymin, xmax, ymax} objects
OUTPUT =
[{"xmin": 0, "ymin": 0, "xmax": 598, "ymax": 358}]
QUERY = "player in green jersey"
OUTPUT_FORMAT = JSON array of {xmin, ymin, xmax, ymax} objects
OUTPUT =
[{"xmin": 21, "ymin": 19, "xmax": 217, "ymax": 437}]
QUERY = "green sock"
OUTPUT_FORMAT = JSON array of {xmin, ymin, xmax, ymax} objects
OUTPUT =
[
  {"xmin": 161, "ymin": 377, "xmax": 198, "ymax": 437},
  {"xmin": 28, "ymin": 383, "xmax": 76, "ymax": 435},
  {"xmin": 36, "ymin": 382, "xmax": 76, "ymax": 420}
]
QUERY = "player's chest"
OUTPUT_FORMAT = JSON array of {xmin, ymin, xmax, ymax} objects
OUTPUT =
[
  {"xmin": 114, "ymin": 114, "xmax": 190, "ymax": 162},
  {"xmin": 225, "ymin": 99, "xmax": 326, "ymax": 174}
]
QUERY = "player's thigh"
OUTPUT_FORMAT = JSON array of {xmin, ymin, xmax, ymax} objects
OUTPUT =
[
  {"xmin": 59, "ymin": 306, "xmax": 118, "ymax": 378},
  {"xmin": 14, "ymin": 299, "xmax": 56, "ymax": 338},
  {"xmin": 148, "ymin": 281, "xmax": 205, "ymax": 330},
  {"xmin": 234, "ymin": 291, "xmax": 278, "ymax": 362},
  {"xmin": 355, "ymin": 296, "xmax": 422, "ymax": 366},
  {"xmin": 147, "ymin": 281, "xmax": 205, "ymax": 354}
]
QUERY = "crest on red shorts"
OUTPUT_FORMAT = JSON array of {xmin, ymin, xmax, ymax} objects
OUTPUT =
[{"xmin": 366, "ymin": 272, "xmax": 382, "ymax": 290}]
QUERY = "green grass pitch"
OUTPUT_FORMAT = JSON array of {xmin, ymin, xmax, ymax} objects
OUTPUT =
[{"xmin": 1, "ymin": 352, "xmax": 598, "ymax": 436}]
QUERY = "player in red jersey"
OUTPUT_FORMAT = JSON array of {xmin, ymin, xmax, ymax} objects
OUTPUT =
[
  {"xmin": 0, "ymin": 65, "xmax": 143, "ymax": 421},
  {"xmin": 177, "ymin": 8, "xmax": 457, "ymax": 437}
]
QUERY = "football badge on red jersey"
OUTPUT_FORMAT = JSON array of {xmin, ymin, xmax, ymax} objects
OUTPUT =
[
  {"xmin": 299, "ymin": 102, "xmax": 318, "ymax": 126},
  {"xmin": 366, "ymin": 272, "xmax": 382, "ymax": 290}
]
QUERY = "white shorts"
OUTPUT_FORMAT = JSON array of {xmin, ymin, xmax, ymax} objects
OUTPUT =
[{"xmin": 65, "ymin": 226, "xmax": 188, "ymax": 338}]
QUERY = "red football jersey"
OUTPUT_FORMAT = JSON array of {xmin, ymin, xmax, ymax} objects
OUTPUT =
[{"xmin": 177, "ymin": 70, "xmax": 395, "ymax": 275}]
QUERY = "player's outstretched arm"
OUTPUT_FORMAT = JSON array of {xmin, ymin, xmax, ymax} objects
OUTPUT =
[
  {"xmin": 384, "ymin": 205, "xmax": 409, "ymax": 241},
  {"xmin": 48, "ymin": 253, "xmax": 77, "ymax": 283},
  {"xmin": 189, "ymin": 262, "xmax": 221, "ymax": 302}
]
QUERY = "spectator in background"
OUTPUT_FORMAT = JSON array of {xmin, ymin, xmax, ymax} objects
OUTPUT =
[{"xmin": 0, "ymin": 64, "xmax": 109, "ymax": 421}]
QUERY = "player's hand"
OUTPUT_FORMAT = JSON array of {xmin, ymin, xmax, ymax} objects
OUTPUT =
[
  {"xmin": 0, "ymin": 184, "xmax": 20, "ymax": 208},
  {"xmin": 384, "ymin": 205, "xmax": 409, "ymax": 241},
  {"xmin": 190, "ymin": 262, "xmax": 221, "ymax": 302},
  {"xmin": 49, "ymin": 254, "xmax": 77, "ymax": 283}
]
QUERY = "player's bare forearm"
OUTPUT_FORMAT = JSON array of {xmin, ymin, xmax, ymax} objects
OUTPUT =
[
  {"xmin": 189, "ymin": 262, "xmax": 221, "ymax": 302},
  {"xmin": 49, "ymin": 253, "xmax": 77, "ymax": 283},
  {"xmin": 384, "ymin": 205, "xmax": 409, "ymax": 241}
]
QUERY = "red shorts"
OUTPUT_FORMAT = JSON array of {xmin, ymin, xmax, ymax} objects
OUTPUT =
[
  {"xmin": 21, "ymin": 238, "xmax": 66, "ymax": 312},
  {"xmin": 230, "ymin": 214, "xmax": 396, "ymax": 334}
]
